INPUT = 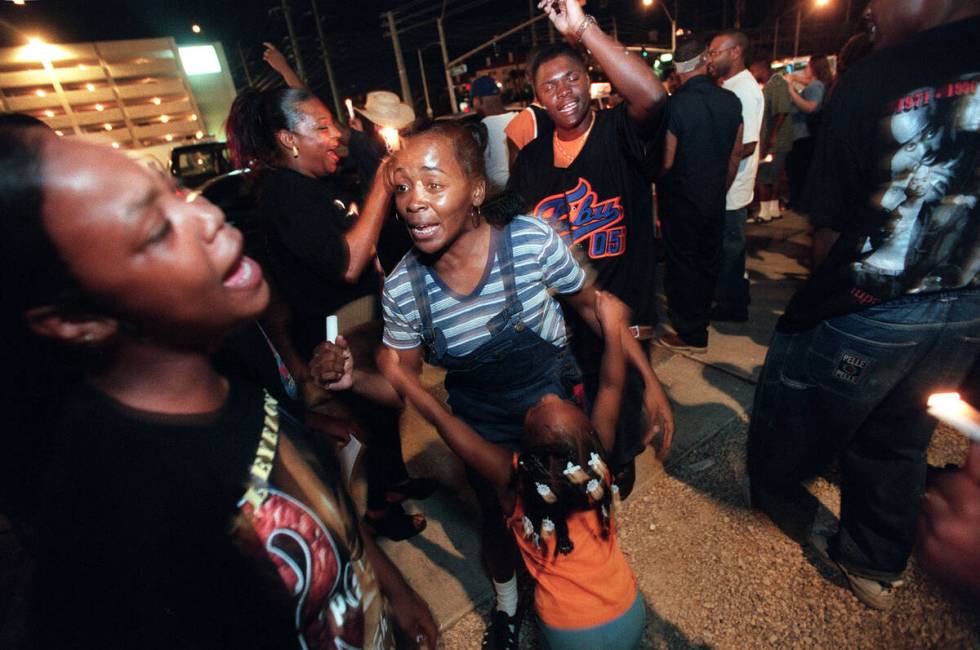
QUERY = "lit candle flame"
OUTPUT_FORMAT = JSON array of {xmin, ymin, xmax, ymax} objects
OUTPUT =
[
  {"xmin": 927, "ymin": 392, "xmax": 980, "ymax": 442},
  {"xmin": 380, "ymin": 126, "xmax": 400, "ymax": 152}
]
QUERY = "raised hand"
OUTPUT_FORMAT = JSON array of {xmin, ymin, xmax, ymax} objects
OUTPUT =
[{"xmin": 537, "ymin": 0, "xmax": 586, "ymax": 39}]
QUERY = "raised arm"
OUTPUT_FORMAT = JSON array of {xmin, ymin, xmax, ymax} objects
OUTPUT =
[
  {"xmin": 542, "ymin": 0, "xmax": 666, "ymax": 131},
  {"xmin": 377, "ymin": 348, "xmax": 513, "ymax": 491},
  {"xmin": 786, "ymin": 78, "xmax": 820, "ymax": 113},
  {"xmin": 263, "ymin": 42, "xmax": 308, "ymax": 91},
  {"xmin": 562, "ymin": 285, "xmax": 675, "ymax": 457},
  {"xmin": 340, "ymin": 162, "xmax": 394, "ymax": 282},
  {"xmin": 589, "ymin": 291, "xmax": 628, "ymax": 454}
]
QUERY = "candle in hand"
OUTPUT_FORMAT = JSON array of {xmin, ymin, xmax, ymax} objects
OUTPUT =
[
  {"xmin": 927, "ymin": 392, "xmax": 980, "ymax": 442},
  {"xmin": 379, "ymin": 126, "xmax": 400, "ymax": 152}
]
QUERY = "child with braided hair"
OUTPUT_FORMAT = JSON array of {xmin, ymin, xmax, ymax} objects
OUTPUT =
[{"xmin": 378, "ymin": 290, "xmax": 645, "ymax": 650}]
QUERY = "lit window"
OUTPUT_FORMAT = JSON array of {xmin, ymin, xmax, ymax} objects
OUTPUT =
[{"xmin": 178, "ymin": 45, "xmax": 221, "ymax": 75}]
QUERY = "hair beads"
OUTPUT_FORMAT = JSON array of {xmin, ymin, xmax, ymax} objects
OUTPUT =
[
  {"xmin": 563, "ymin": 462, "xmax": 589, "ymax": 485},
  {"xmin": 536, "ymin": 482, "xmax": 557, "ymax": 504},
  {"xmin": 540, "ymin": 517, "xmax": 555, "ymax": 541},
  {"xmin": 587, "ymin": 452, "xmax": 608, "ymax": 478},
  {"xmin": 522, "ymin": 516, "xmax": 535, "ymax": 539},
  {"xmin": 587, "ymin": 478, "xmax": 605, "ymax": 502}
]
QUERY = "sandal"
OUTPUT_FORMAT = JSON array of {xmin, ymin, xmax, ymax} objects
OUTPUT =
[
  {"xmin": 385, "ymin": 477, "xmax": 439, "ymax": 504},
  {"xmin": 363, "ymin": 504, "xmax": 427, "ymax": 541}
]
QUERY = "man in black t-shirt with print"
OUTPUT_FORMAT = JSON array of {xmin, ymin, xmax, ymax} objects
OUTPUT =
[
  {"xmin": 748, "ymin": 0, "xmax": 980, "ymax": 611},
  {"xmin": 656, "ymin": 39, "xmax": 743, "ymax": 352},
  {"xmin": 508, "ymin": 0, "xmax": 672, "ymax": 491}
]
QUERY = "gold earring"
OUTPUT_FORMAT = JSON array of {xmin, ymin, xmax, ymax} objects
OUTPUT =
[{"xmin": 291, "ymin": 145, "xmax": 299, "ymax": 158}]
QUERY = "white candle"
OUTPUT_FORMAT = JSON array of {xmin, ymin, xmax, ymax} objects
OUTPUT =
[
  {"xmin": 927, "ymin": 392, "xmax": 980, "ymax": 442},
  {"xmin": 325, "ymin": 315, "xmax": 339, "ymax": 344},
  {"xmin": 344, "ymin": 98, "xmax": 354, "ymax": 122}
]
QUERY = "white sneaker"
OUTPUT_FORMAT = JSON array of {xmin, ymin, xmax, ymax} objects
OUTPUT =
[{"xmin": 808, "ymin": 529, "xmax": 904, "ymax": 611}]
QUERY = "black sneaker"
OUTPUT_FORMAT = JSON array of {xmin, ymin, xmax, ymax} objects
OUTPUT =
[{"xmin": 481, "ymin": 609, "xmax": 520, "ymax": 650}]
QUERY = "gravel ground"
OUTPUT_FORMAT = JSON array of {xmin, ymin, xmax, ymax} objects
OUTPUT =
[{"xmin": 440, "ymin": 420, "xmax": 979, "ymax": 649}]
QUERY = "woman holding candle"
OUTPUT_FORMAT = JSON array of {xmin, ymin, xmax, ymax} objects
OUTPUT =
[{"xmin": 225, "ymin": 87, "xmax": 434, "ymax": 540}]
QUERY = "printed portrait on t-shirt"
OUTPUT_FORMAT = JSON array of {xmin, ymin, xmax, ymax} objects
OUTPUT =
[
  {"xmin": 234, "ymin": 397, "xmax": 394, "ymax": 650},
  {"xmin": 853, "ymin": 73, "xmax": 980, "ymax": 295}
]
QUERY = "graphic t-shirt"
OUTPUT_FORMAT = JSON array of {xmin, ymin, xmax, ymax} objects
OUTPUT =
[
  {"xmin": 382, "ymin": 216, "xmax": 586, "ymax": 357},
  {"xmin": 33, "ymin": 380, "xmax": 393, "ymax": 650},
  {"xmin": 779, "ymin": 15, "xmax": 980, "ymax": 332},
  {"xmin": 507, "ymin": 103, "xmax": 660, "ymax": 325}
]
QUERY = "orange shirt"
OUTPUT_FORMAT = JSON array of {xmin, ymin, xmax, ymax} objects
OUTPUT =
[
  {"xmin": 504, "ymin": 106, "xmax": 597, "ymax": 169},
  {"xmin": 507, "ymin": 475, "xmax": 638, "ymax": 628},
  {"xmin": 503, "ymin": 106, "xmax": 539, "ymax": 151}
]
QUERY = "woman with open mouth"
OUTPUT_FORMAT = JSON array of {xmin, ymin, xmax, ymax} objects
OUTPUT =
[
  {"xmin": 224, "ymin": 87, "xmax": 435, "ymax": 541},
  {"xmin": 377, "ymin": 121, "xmax": 673, "ymax": 649}
]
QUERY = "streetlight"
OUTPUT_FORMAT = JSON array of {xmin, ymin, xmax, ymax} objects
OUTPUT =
[
  {"xmin": 793, "ymin": 0, "xmax": 831, "ymax": 58},
  {"xmin": 641, "ymin": 0, "xmax": 678, "ymax": 53}
]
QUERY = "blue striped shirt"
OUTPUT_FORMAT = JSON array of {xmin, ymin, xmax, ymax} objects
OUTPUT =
[{"xmin": 383, "ymin": 216, "xmax": 586, "ymax": 357}]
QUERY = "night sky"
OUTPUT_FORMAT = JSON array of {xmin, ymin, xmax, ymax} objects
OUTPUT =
[{"xmin": 1, "ymin": 0, "xmax": 858, "ymax": 115}]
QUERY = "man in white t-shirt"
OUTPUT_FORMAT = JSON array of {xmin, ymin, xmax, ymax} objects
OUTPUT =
[
  {"xmin": 707, "ymin": 30, "xmax": 764, "ymax": 322},
  {"xmin": 470, "ymin": 75, "xmax": 517, "ymax": 196}
]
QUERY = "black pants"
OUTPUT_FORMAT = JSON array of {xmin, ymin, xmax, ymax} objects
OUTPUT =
[
  {"xmin": 786, "ymin": 136, "xmax": 816, "ymax": 210},
  {"xmin": 659, "ymin": 196, "xmax": 724, "ymax": 346}
]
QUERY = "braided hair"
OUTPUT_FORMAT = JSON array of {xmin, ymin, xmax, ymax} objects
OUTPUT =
[{"xmin": 516, "ymin": 418, "xmax": 614, "ymax": 558}]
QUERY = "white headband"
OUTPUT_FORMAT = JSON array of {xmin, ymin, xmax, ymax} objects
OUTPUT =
[{"xmin": 675, "ymin": 51, "xmax": 705, "ymax": 74}]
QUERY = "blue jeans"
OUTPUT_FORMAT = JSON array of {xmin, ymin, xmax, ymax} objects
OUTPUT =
[
  {"xmin": 537, "ymin": 590, "xmax": 645, "ymax": 650},
  {"xmin": 748, "ymin": 289, "xmax": 980, "ymax": 580},
  {"xmin": 714, "ymin": 207, "xmax": 750, "ymax": 315}
]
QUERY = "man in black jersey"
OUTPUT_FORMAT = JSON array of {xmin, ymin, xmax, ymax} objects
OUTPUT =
[{"xmin": 508, "ymin": 0, "xmax": 673, "ymax": 494}]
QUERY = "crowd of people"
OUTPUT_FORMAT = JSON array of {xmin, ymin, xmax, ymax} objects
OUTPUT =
[{"xmin": 0, "ymin": 0, "xmax": 978, "ymax": 648}]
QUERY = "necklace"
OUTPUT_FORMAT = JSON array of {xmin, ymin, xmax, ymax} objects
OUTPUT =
[{"xmin": 553, "ymin": 111, "xmax": 596, "ymax": 166}]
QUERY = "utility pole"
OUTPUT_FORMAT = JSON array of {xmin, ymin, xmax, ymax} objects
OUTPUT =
[
  {"xmin": 437, "ymin": 17, "xmax": 458, "ymax": 114},
  {"xmin": 384, "ymin": 11, "xmax": 414, "ymax": 106},
  {"xmin": 793, "ymin": 5, "xmax": 802, "ymax": 58},
  {"xmin": 280, "ymin": 0, "xmax": 307, "ymax": 84},
  {"xmin": 417, "ymin": 48, "xmax": 433, "ymax": 119},
  {"xmin": 310, "ymin": 0, "xmax": 342, "ymax": 120},
  {"xmin": 529, "ymin": 0, "xmax": 537, "ymax": 46},
  {"xmin": 773, "ymin": 16, "xmax": 780, "ymax": 60},
  {"xmin": 237, "ymin": 42, "xmax": 254, "ymax": 86}
]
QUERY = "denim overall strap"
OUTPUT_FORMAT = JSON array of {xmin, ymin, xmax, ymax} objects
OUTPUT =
[
  {"xmin": 404, "ymin": 253, "xmax": 444, "ymax": 359},
  {"xmin": 483, "ymin": 223, "xmax": 523, "ymax": 336}
]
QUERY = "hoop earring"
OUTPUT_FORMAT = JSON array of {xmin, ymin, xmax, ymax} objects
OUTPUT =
[{"xmin": 291, "ymin": 145, "xmax": 300, "ymax": 158}]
